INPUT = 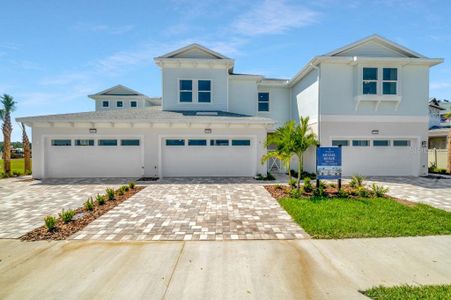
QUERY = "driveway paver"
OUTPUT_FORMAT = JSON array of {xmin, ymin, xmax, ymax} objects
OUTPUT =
[
  {"xmin": 0, "ymin": 177, "xmax": 134, "ymax": 238},
  {"xmin": 366, "ymin": 176, "xmax": 451, "ymax": 211},
  {"xmin": 73, "ymin": 180, "xmax": 308, "ymax": 241}
]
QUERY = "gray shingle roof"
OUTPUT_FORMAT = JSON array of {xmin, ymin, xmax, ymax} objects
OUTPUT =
[{"xmin": 16, "ymin": 107, "xmax": 275, "ymax": 124}]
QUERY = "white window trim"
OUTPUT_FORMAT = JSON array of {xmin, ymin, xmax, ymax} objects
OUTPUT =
[
  {"xmin": 178, "ymin": 79, "xmax": 213, "ymax": 104},
  {"xmin": 130, "ymin": 100, "xmax": 138, "ymax": 108},
  {"xmin": 116, "ymin": 100, "xmax": 123, "ymax": 108},
  {"xmin": 102, "ymin": 100, "xmax": 110, "ymax": 108},
  {"xmin": 257, "ymin": 91, "xmax": 270, "ymax": 113}
]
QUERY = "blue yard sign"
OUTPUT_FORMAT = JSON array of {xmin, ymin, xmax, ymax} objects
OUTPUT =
[{"xmin": 316, "ymin": 147, "xmax": 342, "ymax": 180}]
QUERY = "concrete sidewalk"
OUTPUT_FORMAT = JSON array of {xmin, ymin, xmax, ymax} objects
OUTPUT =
[{"xmin": 1, "ymin": 236, "xmax": 450, "ymax": 299}]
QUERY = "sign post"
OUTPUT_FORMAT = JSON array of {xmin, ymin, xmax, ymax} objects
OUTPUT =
[{"xmin": 316, "ymin": 146, "xmax": 342, "ymax": 188}]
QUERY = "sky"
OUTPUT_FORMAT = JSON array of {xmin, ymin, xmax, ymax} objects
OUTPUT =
[{"xmin": 1, "ymin": 0, "xmax": 450, "ymax": 141}]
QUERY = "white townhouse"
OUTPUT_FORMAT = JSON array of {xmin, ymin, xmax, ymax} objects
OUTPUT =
[{"xmin": 17, "ymin": 34, "xmax": 443, "ymax": 178}]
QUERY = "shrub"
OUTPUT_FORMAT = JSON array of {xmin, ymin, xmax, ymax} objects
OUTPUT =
[
  {"xmin": 274, "ymin": 184, "xmax": 283, "ymax": 190},
  {"xmin": 289, "ymin": 188, "xmax": 302, "ymax": 199},
  {"xmin": 121, "ymin": 185, "xmax": 130, "ymax": 192},
  {"xmin": 59, "ymin": 209, "xmax": 75, "ymax": 223},
  {"xmin": 303, "ymin": 177, "xmax": 313, "ymax": 192},
  {"xmin": 357, "ymin": 186, "xmax": 370, "ymax": 198},
  {"xmin": 371, "ymin": 183, "xmax": 389, "ymax": 197},
  {"xmin": 44, "ymin": 215, "xmax": 57, "ymax": 231},
  {"xmin": 288, "ymin": 178, "xmax": 297, "ymax": 188},
  {"xmin": 96, "ymin": 194, "xmax": 106, "ymax": 205},
  {"xmin": 329, "ymin": 183, "xmax": 336, "ymax": 188},
  {"xmin": 117, "ymin": 188, "xmax": 124, "ymax": 196},
  {"xmin": 106, "ymin": 188, "xmax": 115, "ymax": 200},
  {"xmin": 128, "ymin": 182, "xmax": 136, "ymax": 189},
  {"xmin": 350, "ymin": 175, "xmax": 364, "ymax": 188},
  {"xmin": 312, "ymin": 187, "xmax": 326, "ymax": 198},
  {"xmin": 266, "ymin": 172, "xmax": 275, "ymax": 180},
  {"xmin": 336, "ymin": 188, "xmax": 349, "ymax": 198},
  {"xmin": 12, "ymin": 171, "xmax": 22, "ymax": 177},
  {"xmin": 84, "ymin": 197, "xmax": 94, "ymax": 211}
]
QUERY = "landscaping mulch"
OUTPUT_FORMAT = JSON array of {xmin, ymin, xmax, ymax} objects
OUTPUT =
[{"xmin": 20, "ymin": 186, "xmax": 145, "ymax": 241}]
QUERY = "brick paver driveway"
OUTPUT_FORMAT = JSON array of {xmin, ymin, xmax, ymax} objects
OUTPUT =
[
  {"xmin": 367, "ymin": 176, "xmax": 451, "ymax": 211},
  {"xmin": 73, "ymin": 178, "xmax": 307, "ymax": 241},
  {"xmin": 0, "ymin": 177, "xmax": 133, "ymax": 238}
]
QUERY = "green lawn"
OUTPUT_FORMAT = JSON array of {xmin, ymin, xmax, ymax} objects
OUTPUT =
[
  {"xmin": 362, "ymin": 285, "xmax": 451, "ymax": 300},
  {"xmin": 0, "ymin": 159, "xmax": 31, "ymax": 176},
  {"xmin": 279, "ymin": 197, "xmax": 451, "ymax": 239}
]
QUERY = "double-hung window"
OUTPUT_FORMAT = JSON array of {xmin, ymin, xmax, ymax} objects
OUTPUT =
[
  {"xmin": 180, "ymin": 80, "xmax": 193, "ymax": 102},
  {"xmin": 362, "ymin": 68, "xmax": 378, "ymax": 95},
  {"xmin": 130, "ymin": 101, "xmax": 137, "ymax": 108},
  {"xmin": 116, "ymin": 101, "xmax": 123, "ymax": 108},
  {"xmin": 382, "ymin": 68, "xmax": 397, "ymax": 95},
  {"xmin": 102, "ymin": 101, "xmax": 109, "ymax": 108},
  {"xmin": 258, "ymin": 92, "xmax": 269, "ymax": 112},
  {"xmin": 198, "ymin": 80, "xmax": 211, "ymax": 103}
]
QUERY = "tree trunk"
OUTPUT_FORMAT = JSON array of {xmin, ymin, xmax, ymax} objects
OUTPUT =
[
  {"xmin": 2, "ymin": 113, "xmax": 12, "ymax": 176},
  {"xmin": 297, "ymin": 154, "xmax": 303, "ymax": 189},
  {"xmin": 447, "ymin": 129, "xmax": 451, "ymax": 174},
  {"xmin": 21, "ymin": 123, "xmax": 31, "ymax": 174}
]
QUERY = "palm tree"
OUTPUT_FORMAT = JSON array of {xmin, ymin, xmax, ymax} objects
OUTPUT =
[
  {"xmin": 21, "ymin": 123, "xmax": 31, "ymax": 175},
  {"xmin": 1, "ymin": 94, "xmax": 17, "ymax": 176},
  {"xmin": 261, "ymin": 121, "xmax": 296, "ymax": 182},
  {"xmin": 292, "ymin": 116, "xmax": 318, "ymax": 188},
  {"xmin": 445, "ymin": 112, "xmax": 451, "ymax": 173}
]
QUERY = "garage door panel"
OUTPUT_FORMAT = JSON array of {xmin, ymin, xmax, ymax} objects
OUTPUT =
[
  {"xmin": 162, "ymin": 138, "xmax": 256, "ymax": 177},
  {"xmin": 45, "ymin": 139, "xmax": 143, "ymax": 178},
  {"xmin": 342, "ymin": 147, "xmax": 416, "ymax": 176}
]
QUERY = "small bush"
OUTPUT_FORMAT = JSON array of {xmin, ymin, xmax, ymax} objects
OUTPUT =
[
  {"xmin": 96, "ymin": 194, "xmax": 106, "ymax": 205},
  {"xmin": 288, "ymin": 178, "xmax": 297, "ymax": 188},
  {"xmin": 289, "ymin": 188, "xmax": 302, "ymax": 199},
  {"xmin": 12, "ymin": 171, "xmax": 22, "ymax": 177},
  {"xmin": 59, "ymin": 209, "xmax": 75, "ymax": 223},
  {"xmin": 350, "ymin": 175, "xmax": 364, "ymax": 188},
  {"xmin": 336, "ymin": 188, "xmax": 349, "ymax": 198},
  {"xmin": 266, "ymin": 172, "xmax": 275, "ymax": 180},
  {"xmin": 44, "ymin": 215, "xmax": 57, "ymax": 231},
  {"xmin": 121, "ymin": 185, "xmax": 130, "ymax": 192},
  {"xmin": 312, "ymin": 187, "xmax": 326, "ymax": 198},
  {"xmin": 329, "ymin": 183, "xmax": 336, "ymax": 188},
  {"xmin": 274, "ymin": 184, "xmax": 283, "ymax": 190},
  {"xmin": 128, "ymin": 182, "xmax": 136, "ymax": 189},
  {"xmin": 84, "ymin": 197, "xmax": 94, "ymax": 211},
  {"xmin": 117, "ymin": 188, "xmax": 124, "ymax": 196},
  {"xmin": 106, "ymin": 188, "xmax": 115, "ymax": 200},
  {"xmin": 371, "ymin": 183, "xmax": 389, "ymax": 197},
  {"xmin": 357, "ymin": 186, "xmax": 370, "ymax": 198},
  {"xmin": 303, "ymin": 177, "xmax": 313, "ymax": 192}
]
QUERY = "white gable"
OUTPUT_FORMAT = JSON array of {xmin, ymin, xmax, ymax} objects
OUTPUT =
[
  {"xmin": 172, "ymin": 48, "xmax": 221, "ymax": 59},
  {"xmin": 334, "ymin": 41, "xmax": 407, "ymax": 58},
  {"xmin": 327, "ymin": 35, "xmax": 424, "ymax": 58},
  {"xmin": 158, "ymin": 43, "xmax": 230, "ymax": 60}
]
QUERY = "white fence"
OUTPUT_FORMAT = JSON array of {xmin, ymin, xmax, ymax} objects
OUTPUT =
[{"xmin": 428, "ymin": 149, "xmax": 448, "ymax": 169}]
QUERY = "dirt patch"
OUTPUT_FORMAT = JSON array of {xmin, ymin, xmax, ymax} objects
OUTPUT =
[
  {"xmin": 20, "ymin": 186, "xmax": 145, "ymax": 241},
  {"xmin": 390, "ymin": 197, "xmax": 418, "ymax": 208}
]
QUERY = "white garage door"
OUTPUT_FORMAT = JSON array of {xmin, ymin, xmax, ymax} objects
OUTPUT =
[
  {"xmin": 45, "ymin": 138, "xmax": 143, "ymax": 178},
  {"xmin": 339, "ymin": 139, "xmax": 418, "ymax": 176},
  {"xmin": 161, "ymin": 137, "xmax": 256, "ymax": 177}
]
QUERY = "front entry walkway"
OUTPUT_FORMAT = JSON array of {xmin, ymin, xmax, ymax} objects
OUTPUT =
[{"xmin": 73, "ymin": 181, "xmax": 307, "ymax": 241}]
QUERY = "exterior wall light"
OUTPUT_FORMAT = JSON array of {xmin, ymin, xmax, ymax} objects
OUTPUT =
[
  {"xmin": 89, "ymin": 128, "xmax": 97, "ymax": 134},
  {"xmin": 204, "ymin": 128, "xmax": 212, "ymax": 134},
  {"xmin": 371, "ymin": 130, "xmax": 379, "ymax": 135}
]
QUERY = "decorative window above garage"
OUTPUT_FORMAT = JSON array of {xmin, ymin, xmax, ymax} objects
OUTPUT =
[
  {"xmin": 179, "ymin": 79, "xmax": 212, "ymax": 103},
  {"xmin": 356, "ymin": 66, "xmax": 401, "ymax": 111}
]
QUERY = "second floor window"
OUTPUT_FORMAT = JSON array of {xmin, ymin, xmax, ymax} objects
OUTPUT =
[
  {"xmin": 258, "ymin": 92, "xmax": 269, "ymax": 112},
  {"xmin": 180, "ymin": 80, "xmax": 193, "ymax": 102},
  {"xmin": 102, "ymin": 101, "xmax": 109, "ymax": 108},
  {"xmin": 363, "ymin": 67, "xmax": 378, "ymax": 95},
  {"xmin": 362, "ymin": 67, "xmax": 398, "ymax": 95},
  {"xmin": 198, "ymin": 80, "xmax": 211, "ymax": 103}
]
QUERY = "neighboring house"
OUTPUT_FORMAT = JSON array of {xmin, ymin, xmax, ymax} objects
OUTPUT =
[
  {"xmin": 88, "ymin": 85, "xmax": 161, "ymax": 110},
  {"xmin": 17, "ymin": 34, "xmax": 443, "ymax": 178},
  {"xmin": 428, "ymin": 98, "xmax": 445, "ymax": 129}
]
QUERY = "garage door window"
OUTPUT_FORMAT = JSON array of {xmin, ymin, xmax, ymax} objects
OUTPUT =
[
  {"xmin": 332, "ymin": 140, "xmax": 349, "ymax": 147},
  {"xmin": 373, "ymin": 140, "xmax": 390, "ymax": 147},
  {"xmin": 210, "ymin": 139, "xmax": 229, "ymax": 146},
  {"xmin": 188, "ymin": 139, "xmax": 207, "ymax": 146},
  {"xmin": 121, "ymin": 139, "xmax": 140, "ymax": 146},
  {"xmin": 51, "ymin": 139, "xmax": 71, "ymax": 146},
  {"xmin": 352, "ymin": 140, "xmax": 369, "ymax": 147},
  {"xmin": 75, "ymin": 139, "xmax": 94, "ymax": 146},
  {"xmin": 98, "ymin": 139, "xmax": 118, "ymax": 146},
  {"xmin": 393, "ymin": 140, "xmax": 411, "ymax": 147},
  {"xmin": 166, "ymin": 139, "xmax": 185, "ymax": 146},
  {"xmin": 232, "ymin": 139, "xmax": 251, "ymax": 146}
]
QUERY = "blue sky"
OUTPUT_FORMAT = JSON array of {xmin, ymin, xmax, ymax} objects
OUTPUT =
[{"xmin": 1, "ymin": 0, "xmax": 450, "ymax": 141}]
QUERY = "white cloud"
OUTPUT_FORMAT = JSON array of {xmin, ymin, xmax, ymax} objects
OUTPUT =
[
  {"xmin": 73, "ymin": 23, "xmax": 135, "ymax": 35},
  {"xmin": 231, "ymin": 0, "xmax": 320, "ymax": 36}
]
